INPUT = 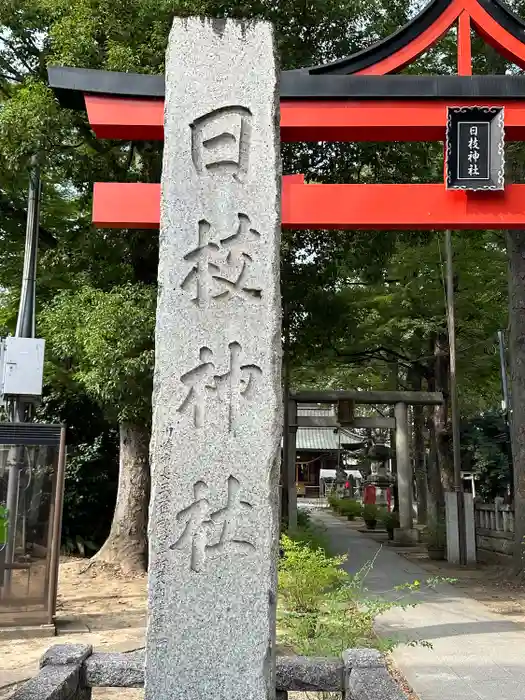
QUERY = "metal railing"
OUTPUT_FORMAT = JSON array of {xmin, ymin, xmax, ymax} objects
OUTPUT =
[{"xmin": 11, "ymin": 644, "xmax": 408, "ymax": 700}]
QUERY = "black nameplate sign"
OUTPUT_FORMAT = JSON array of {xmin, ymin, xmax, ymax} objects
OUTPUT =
[{"xmin": 446, "ymin": 107, "xmax": 505, "ymax": 191}]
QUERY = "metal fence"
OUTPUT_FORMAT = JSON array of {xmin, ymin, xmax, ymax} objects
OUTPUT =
[{"xmin": 12, "ymin": 644, "xmax": 407, "ymax": 700}]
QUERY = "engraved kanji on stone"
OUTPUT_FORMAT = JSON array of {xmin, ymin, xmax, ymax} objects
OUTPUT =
[
  {"xmin": 180, "ymin": 214, "xmax": 262, "ymax": 305},
  {"xmin": 215, "ymin": 342, "xmax": 262, "ymax": 431},
  {"xmin": 170, "ymin": 476, "xmax": 255, "ymax": 572},
  {"xmin": 177, "ymin": 347, "xmax": 217, "ymax": 429},
  {"xmin": 177, "ymin": 342, "xmax": 262, "ymax": 430},
  {"xmin": 191, "ymin": 105, "xmax": 252, "ymax": 180}
]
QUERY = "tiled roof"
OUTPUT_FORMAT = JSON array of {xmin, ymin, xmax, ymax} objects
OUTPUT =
[
  {"xmin": 281, "ymin": 427, "xmax": 363, "ymax": 452},
  {"xmin": 280, "ymin": 403, "xmax": 364, "ymax": 452},
  {"xmin": 297, "ymin": 404, "xmax": 335, "ymax": 418},
  {"xmin": 297, "ymin": 427, "xmax": 341, "ymax": 451}
]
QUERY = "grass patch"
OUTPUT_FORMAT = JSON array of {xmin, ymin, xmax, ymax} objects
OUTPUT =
[{"xmin": 288, "ymin": 508, "xmax": 332, "ymax": 552}]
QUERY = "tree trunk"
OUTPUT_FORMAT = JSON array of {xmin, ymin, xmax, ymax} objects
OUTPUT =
[
  {"xmin": 434, "ymin": 332, "xmax": 454, "ymax": 491},
  {"xmin": 407, "ymin": 366, "xmax": 428, "ymax": 524},
  {"xmin": 91, "ymin": 422, "xmax": 150, "ymax": 572},
  {"xmin": 426, "ymin": 410, "xmax": 443, "ymax": 523},
  {"xmin": 426, "ymin": 340, "xmax": 445, "ymax": 522},
  {"xmin": 506, "ymin": 230, "xmax": 525, "ymax": 572}
]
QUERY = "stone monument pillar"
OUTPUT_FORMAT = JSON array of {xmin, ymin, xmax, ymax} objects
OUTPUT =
[{"xmin": 147, "ymin": 17, "xmax": 281, "ymax": 700}]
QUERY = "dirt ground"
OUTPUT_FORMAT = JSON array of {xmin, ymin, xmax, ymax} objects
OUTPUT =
[
  {"xmin": 401, "ymin": 548, "xmax": 525, "ymax": 619},
  {"xmin": 0, "ymin": 557, "xmax": 146, "ymax": 700}
]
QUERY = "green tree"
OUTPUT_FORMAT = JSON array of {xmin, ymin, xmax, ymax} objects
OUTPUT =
[
  {"xmin": 39, "ymin": 284, "xmax": 155, "ymax": 570},
  {"xmin": 38, "ymin": 386, "xmax": 119, "ymax": 551},
  {"xmin": 289, "ymin": 228, "xmax": 507, "ymax": 519},
  {"xmin": 461, "ymin": 412, "xmax": 511, "ymax": 501}
]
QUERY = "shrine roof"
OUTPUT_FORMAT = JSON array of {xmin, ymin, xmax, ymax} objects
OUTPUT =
[
  {"xmin": 297, "ymin": 405, "xmax": 336, "ymax": 418},
  {"xmin": 284, "ymin": 427, "xmax": 364, "ymax": 452},
  {"xmin": 47, "ymin": 0, "xmax": 525, "ymax": 111},
  {"xmin": 295, "ymin": 429, "xmax": 343, "ymax": 452},
  {"xmin": 47, "ymin": 67, "xmax": 525, "ymax": 112},
  {"xmin": 298, "ymin": 0, "xmax": 525, "ymax": 75}
]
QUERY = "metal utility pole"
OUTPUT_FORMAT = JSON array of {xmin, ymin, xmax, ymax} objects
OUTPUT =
[
  {"xmin": 3, "ymin": 156, "xmax": 41, "ymax": 593},
  {"xmin": 15, "ymin": 166, "xmax": 41, "ymax": 342},
  {"xmin": 444, "ymin": 229, "xmax": 466, "ymax": 565},
  {"xmin": 15, "ymin": 158, "xmax": 41, "ymax": 341}
]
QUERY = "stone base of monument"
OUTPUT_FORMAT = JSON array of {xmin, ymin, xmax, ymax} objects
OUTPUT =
[
  {"xmin": 0, "ymin": 624, "xmax": 55, "ymax": 640},
  {"xmin": 392, "ymin": 527, "xmax": 420, "ymax": 546},
  {"xmin": 10, "ymin": 644, "xmax": 408, "ymax": 700}
]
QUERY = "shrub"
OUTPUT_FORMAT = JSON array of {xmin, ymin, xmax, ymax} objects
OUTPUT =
[
  {"xmin": 279, "ymin": 534, "xmax": 347, "ymax": 641},
  {"xmin": 288, "ymin": 510, "xmax": 330, "ymax": 552},
  {"xmin": 37, "ymin": 388, "xmax": 119, "ymax": 551},
  {"xmin": 327, "ymin": 494, "xmax": 341, "ymax": 512},
  {"xmin": 279, "ymin": 535, "xmax": 347, "ymax": 612},
  {"xmin": 424, "ymin": 519, "xmax": 447, "ymax": 548},
  {"xmin": 61, "ymin": 433, "xmax": 119, "ymax": 552},
  {"xmin": 296, "ymin": 508, "xmax": 311, "ymax": 529},
  {"xmin": 362, "ymin": 504, "xmax": 379, "ymax": 522},
  {"xmin": 328, "ymin": 496, "xmax": 361, "ymax": 519},
  {"xmin": 278, "ymin": 533, "xmax": 431, "ymax": 655},
  {"xmin": 339, "ymin": 499, "xmax": 362, "ymax": 520},
  {"xmin": 380, "ymin": 509, "xmax": 399, "ymax": 531}
]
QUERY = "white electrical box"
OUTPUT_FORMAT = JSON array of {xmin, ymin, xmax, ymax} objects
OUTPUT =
[{"xmin": 1, "ymin": 337, "xmax": 45, "ymax": 398}]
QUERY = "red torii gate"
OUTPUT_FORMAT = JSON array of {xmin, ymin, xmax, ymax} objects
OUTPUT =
[
  {"xmin": 48, "ymin": 0, "xmax": 525, "ymax": 545},
  {"xmin": 49, "ymin": 0, "xmax": 525, "ymax": 231}
]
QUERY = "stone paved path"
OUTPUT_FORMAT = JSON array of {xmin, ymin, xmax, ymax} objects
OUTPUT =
[{"xmin": 311, "ymin": 508, "xmax": 525, "ymax": 700}]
